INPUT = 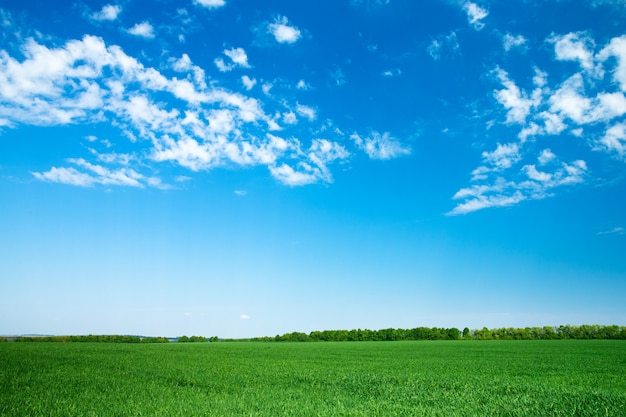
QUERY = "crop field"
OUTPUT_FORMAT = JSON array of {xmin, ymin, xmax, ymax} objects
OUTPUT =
[{"xmin": 1, "ymin": 340, "xmax": 625, "ymax": 416}]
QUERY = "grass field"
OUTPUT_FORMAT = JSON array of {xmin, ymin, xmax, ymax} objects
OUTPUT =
[{"xmin": 1, "ymin": 340, "xmax": 624, "ymax": 416}]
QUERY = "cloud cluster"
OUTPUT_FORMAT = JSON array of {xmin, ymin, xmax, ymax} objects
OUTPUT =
[
  {"xmin": 0, "ymin": 32, "xmax": 408, "ymax": 188},
  {"xmin": 450, "ymin": 32, "xmax": 626, "ymax": 214}
]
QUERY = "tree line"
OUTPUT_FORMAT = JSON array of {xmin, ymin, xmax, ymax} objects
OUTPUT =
[{"xmin": 243, "ymin": 324, "xmax": 626, "ymax": 342}]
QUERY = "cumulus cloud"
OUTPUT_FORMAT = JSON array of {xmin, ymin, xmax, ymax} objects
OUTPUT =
[
  {"xmin": 268, "ymin": 16, "xmax": 301, "ymax": 44},
  {"xmin": 90, "ymin": 4, "xmax": 121, "ymax": 21},
  {"xmin": 127, "ymin": 22, "xmax": 155, "ymax": 39}
]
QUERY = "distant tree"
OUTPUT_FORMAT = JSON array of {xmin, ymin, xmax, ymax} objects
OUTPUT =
[
  {"xmin": 189, "ymin": 336, "xmax": 208, "ymax": 342},
  {"xmin": 178, "ymin": 336, "xmax": 189, "ymax": 343},
  {"xmin": 446, "ymin": 328, "xmax": 461, "ymax": 340},
  {"xmin": 462, "ymin": 327, "xmax": 471, "ymax": 339},
  {"xmin": 209, "ymin": 336, "xmax": 219, "ymax": 342}
]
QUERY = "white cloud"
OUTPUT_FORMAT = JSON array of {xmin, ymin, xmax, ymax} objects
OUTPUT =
[
  {"xmin": 282, "ymin": 111, "xmax": 297, "ymax": 125},
  {"xmin": 471, "ymin": 143, "xmax": 521, "ymax": 181},
  {"xmin": 503, "ymin": 33, "xmax": 527, "ymax": 52},
  {"xmin": 268, "ymin": 16, "xmax": 301, "ymax": 44},
  {"xmin": 596, "ymin": 122, "xmax": 626, "ymax": 159},
  {"xmin": 213, "ymin": 58, "xmax": 229, "ymax": 72},
  {"xmin": 598, "ymin": 35, "xmax": 626, "ymax": 91},
  {"xmin": 241, "ymin": 75, "xmax": 256, "ymax": 90},
  {"xmin": 270, "ymin": 163, "xmax": 319, "ymax": 186},
  {"xmin": 172, "ymin": 54, "xmax": 192, "ymax": 72},
  {"xmin": 296, "ymin": 80, "xmax": 310, "ymax": 90},
  {"xmin": 524, "ymin": 165, "xmax": 552, "ymax": 182},
  {"xmin": 463, "ymin": 2, "xmax": 488, "ymax": 30},
  {"xmin": 91, "ymin": 4, "xmax": 121, "ymax": 21},
  {"xmin": 240, "ymin": 314, "xmax": 250, "ymax": 320},
  {"xmin": 350, "ymin": 131, "xmax": 411, "ymax": 160},
  {"xmin": 382, "ymin": 68, "xmax": 402, "ymax": 78},
  {"xmin": 550, "ymin": 32, "xmax": 602, "ymax": 77},
  {"xmin": 482, "ymin": 143, "xmax": 521, "ymax": 170},
  {"xmin": 493, "ymin": 68, "xmax": 541, "ymax": 124},
  {"xmin": 216, "ymin": 47, "xmax": 251, "ymax": 72},
  {"xmin": 127, "ymin": 22, "xmax": 155, "ymax": 39},
  {"xmin": 548, "ymin": 74, "xmax": 626, "ymax": 124},
  {"xmin": 538, "ymin": 149, "xmax": 557, "ymax": 165},
  {"xmin": 296, "ymin": 103, "xmax": 316, "ymax": 121},
  {"xmin": 224, "ymin": 47, "xmax": 249, "ymax": 67},
  {"xmin": 234, "ymin": 190, "xmax": 247, "ymax": 196},
  {"xmin": 194, "ymin": 0, "xmax": 226, "ymax": 9}
]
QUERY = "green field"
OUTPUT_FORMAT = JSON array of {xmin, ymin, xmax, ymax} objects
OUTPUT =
[{"xmin": 1, "ymin": 340, "xmax": 624, "ymax": 416}]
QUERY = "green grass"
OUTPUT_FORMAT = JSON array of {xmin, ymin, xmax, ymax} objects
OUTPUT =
[{"xmin": 1, "ymin": 340, "xmax": 625, "ymax": 416}]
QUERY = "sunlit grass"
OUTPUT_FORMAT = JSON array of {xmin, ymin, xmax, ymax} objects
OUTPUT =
[{"xmin": 1, "ymin": 340, "xmax": 624, "ymax": 416}]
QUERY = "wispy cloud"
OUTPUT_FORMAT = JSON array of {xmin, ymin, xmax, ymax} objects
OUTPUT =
[
  {"xmin": 268, "ymin": 16, "xmax": 301, "ymax": 44},
  {"xmin": 350, "ymin": 131, "xmax": 411, "ymax": 160},
  {"xmin": 463, "ymin": 2, "xmax": 488, "ymax": 31},
  {"xmin": 427, "ymin": 32, "xmax": 459, "ymax": 61},
  {"xmin": 597, "ymin": 227, "xmax": 624, "ymax": 235},
  {"xmin": 449, "ymin": 159, "xmax": 587, "ymax": 215},
  {"xmin": 33, "ymin": 158, "xmax": 163, "ymax": 188},
  {"xmin": 296, "ymin": 103, "xmax": 316, "ymax": 121}
]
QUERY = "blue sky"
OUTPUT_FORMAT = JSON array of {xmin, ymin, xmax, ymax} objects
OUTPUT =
[{"xmin": 1, "ymin": 0, "xmax": 625, "ymax": 338}]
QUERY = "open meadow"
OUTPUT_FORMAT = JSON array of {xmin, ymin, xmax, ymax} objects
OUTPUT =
[{"xmin": 1, "ymin": 340, "xmax": 624, "ymax": 416}]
